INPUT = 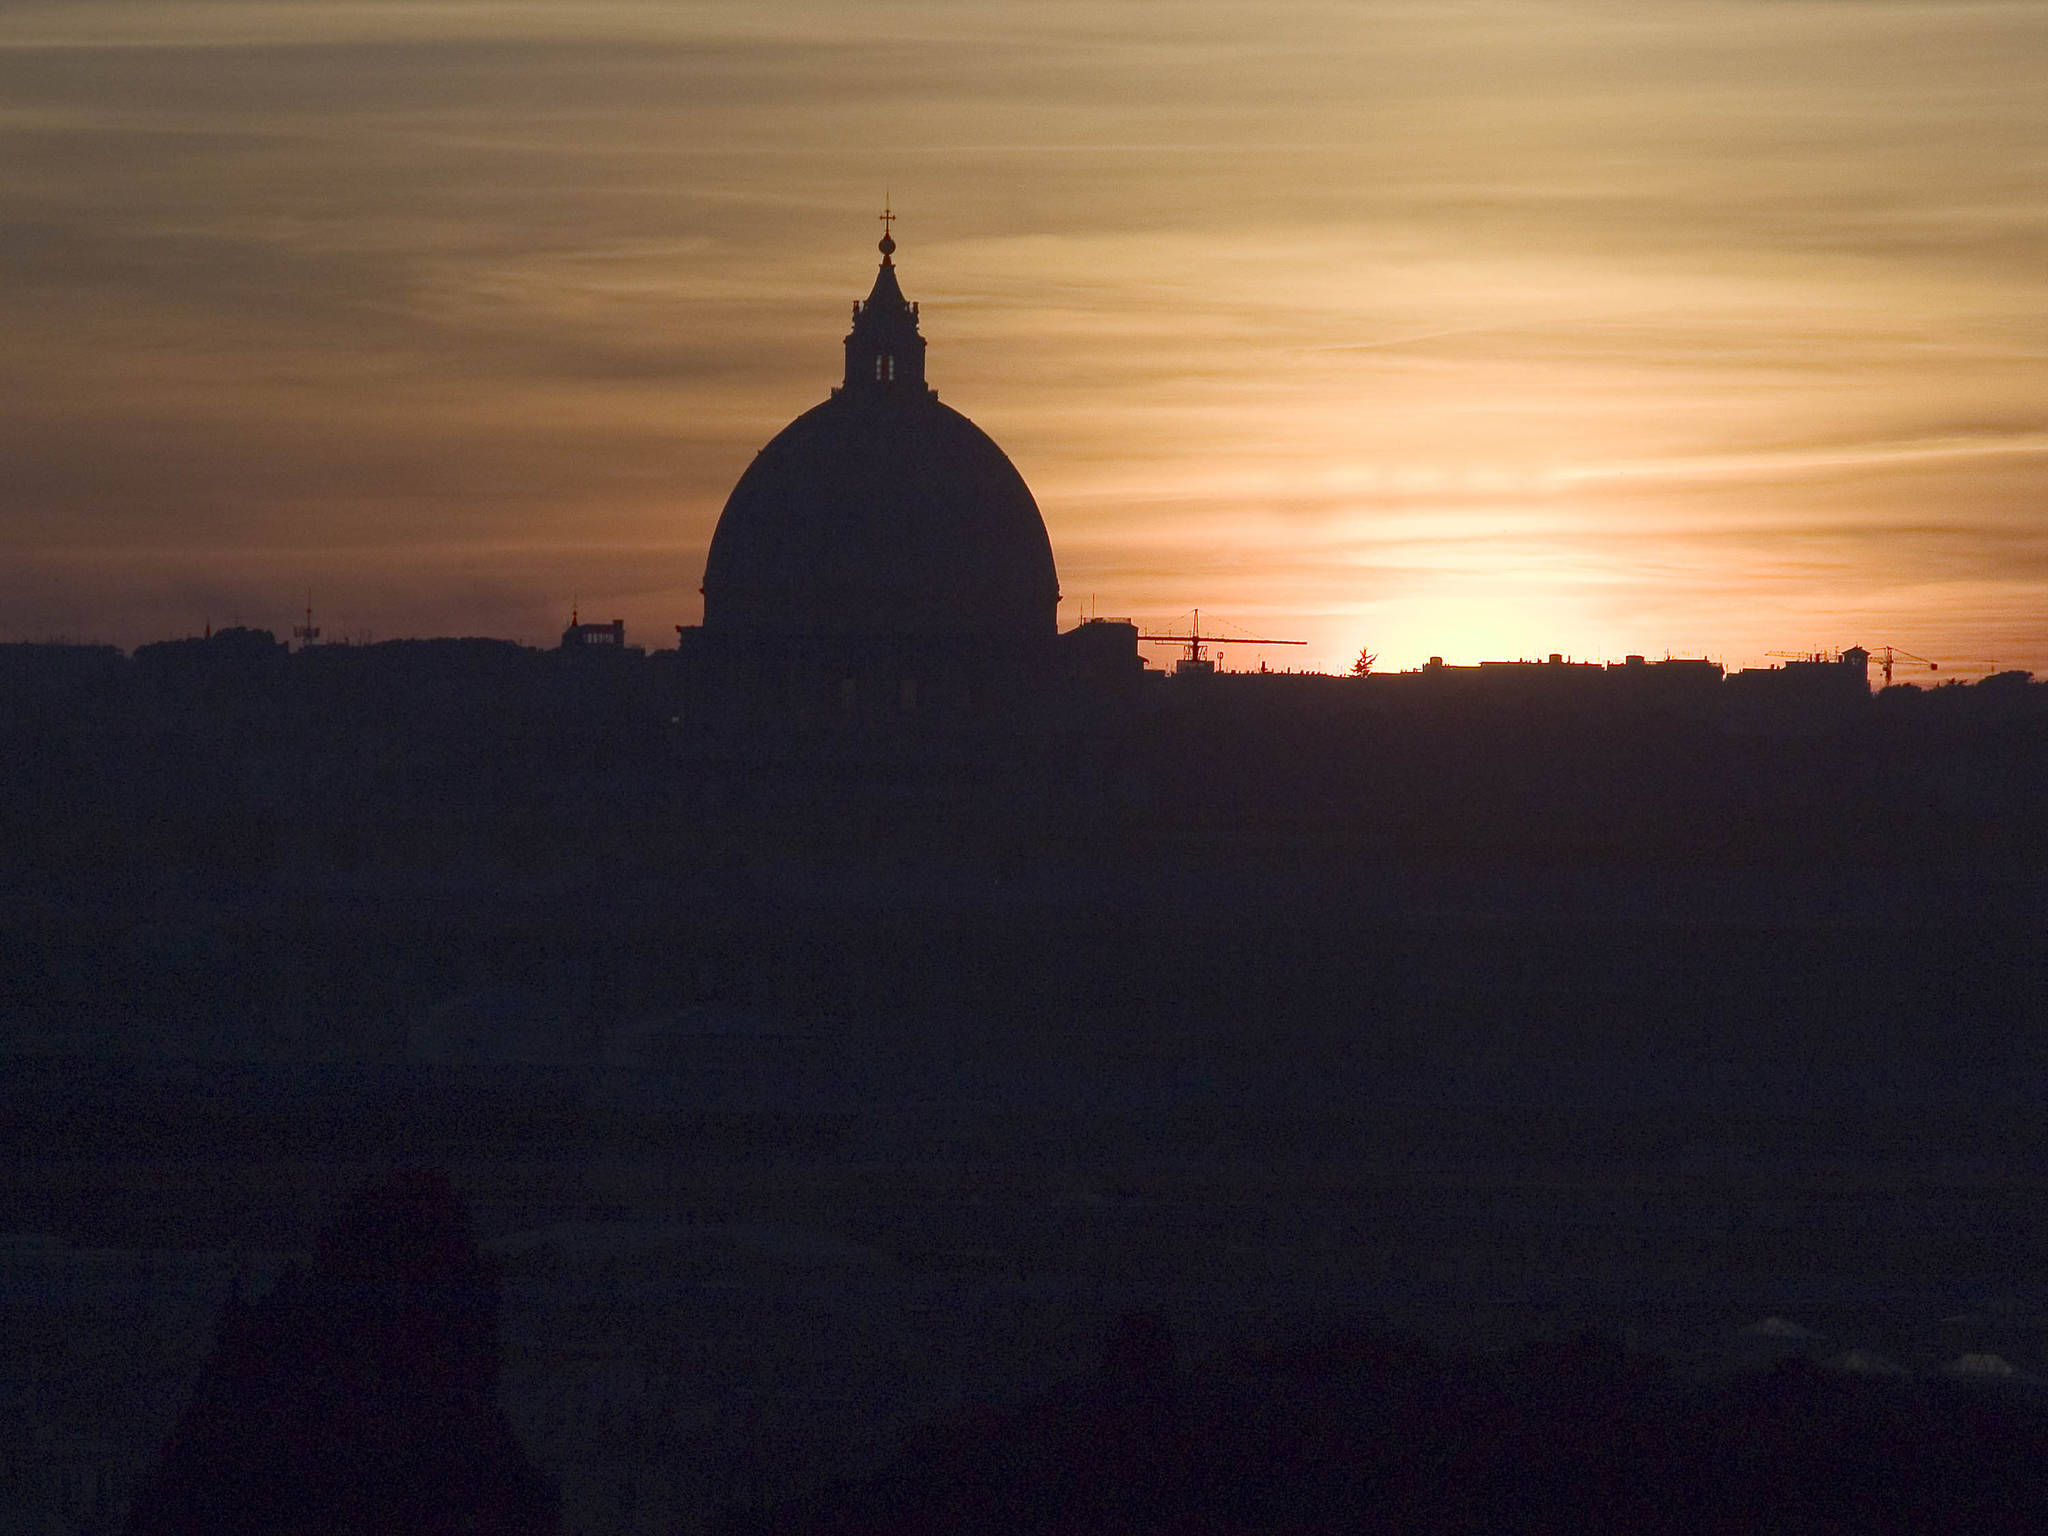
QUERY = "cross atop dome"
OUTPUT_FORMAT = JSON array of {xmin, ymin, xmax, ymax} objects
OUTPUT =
[{"xmin": 878, "ymin": 201, "xmax": 897, "ymax": 263}]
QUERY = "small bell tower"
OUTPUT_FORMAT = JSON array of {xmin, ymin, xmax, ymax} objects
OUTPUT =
[{"xmin": 843, "ymin": 204, "xmax": 929, "ymax": 396}]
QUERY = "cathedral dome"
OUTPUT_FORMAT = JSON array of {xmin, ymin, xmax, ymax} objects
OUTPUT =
[{"xmin": 701, "ymin": 231, "xmax": 1059, "ymax": 639}]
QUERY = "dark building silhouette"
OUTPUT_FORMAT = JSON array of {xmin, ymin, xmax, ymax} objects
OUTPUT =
[
  {"xmin": 1384, "ymin": 651, "xmax": 1727, "ymax": 711},
  {"xmin": 126, "ymin": 1170, "xmax": 558, "ymax": 1536},
  {"xmin": 1723, "ymin": 645, "xmax": 1872, "ymax": 732},
  {"xmin": 559, "ymin": 614, "xmax": 628, "ymax": 651},
  {"xmin": 679, "ymin": 223, "xmax": 1135, "ymax": 733}
]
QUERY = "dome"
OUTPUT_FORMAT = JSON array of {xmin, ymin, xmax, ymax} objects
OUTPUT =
[
  {"xmin": 701, "ymin": 235, "xmax": 1059, "ymax": 640},
  {"xmin": 704, "ymin": 393, "xmax": 1059, "ymax": 638}
]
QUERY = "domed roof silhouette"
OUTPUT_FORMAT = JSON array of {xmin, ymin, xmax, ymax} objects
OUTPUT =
[{"xmin": 702, "ymin": 226, "xmax": 1059, "ymax": 639}]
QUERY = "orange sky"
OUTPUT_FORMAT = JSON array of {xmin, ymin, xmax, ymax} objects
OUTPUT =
[{"xmin": 2, "ymin": 1, "xmax": 2044, "ymax": 674}]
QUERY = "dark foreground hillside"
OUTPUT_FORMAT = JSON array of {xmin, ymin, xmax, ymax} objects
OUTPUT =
[
  {"xmin": 9, "ymin": 872, "xmax": 2048, "ymax": 1531},
  {"xmin": 722, "ymin": 1323, "xmax": 2048, "ymax": 1535},
  {"xmin": 4, "ymin": 635, "xmax": 2047, "ymax": 1531}
]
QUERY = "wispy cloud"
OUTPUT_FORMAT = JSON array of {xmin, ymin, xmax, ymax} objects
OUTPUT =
[{"xmin": 1558, "ymin": 434, "xmax": 2048, "ymax": 487}]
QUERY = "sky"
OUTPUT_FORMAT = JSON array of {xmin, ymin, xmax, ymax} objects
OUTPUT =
[{"xmin": 2, "ymin": 0, "xmax": 2044, "ymax": 674}]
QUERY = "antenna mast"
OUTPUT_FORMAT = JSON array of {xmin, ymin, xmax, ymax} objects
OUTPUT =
[{"xmin": 292, "ymin": 591, "xmax": 320, "ymax": 651}]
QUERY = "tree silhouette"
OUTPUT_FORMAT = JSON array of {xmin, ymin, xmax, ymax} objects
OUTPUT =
[
  {"xmin": 1350, "ymin": 647, "xmax": 1377, "ymax": 677},
  {"xmin": 127, "ymin": 1169, "xmax": 558, "ymax": 1536}
]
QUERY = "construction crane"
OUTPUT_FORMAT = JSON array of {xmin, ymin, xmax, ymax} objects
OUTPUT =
[
  {"xmin": 1766, "ymin": 645, "xmax": 1947, "ymax": 687},
  {"xmin": 1869, "ymin": 646, "xmax": 1938, "ymax": 688},
  {"xmin": 1138, "ymin": 609, "xmax": 1306, "ymax": 677}
]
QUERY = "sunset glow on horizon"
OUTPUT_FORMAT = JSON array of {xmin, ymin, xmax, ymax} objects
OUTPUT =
[{"xmin": 3, "ymin": 1, "xmax": 2044, "ymax": 676}]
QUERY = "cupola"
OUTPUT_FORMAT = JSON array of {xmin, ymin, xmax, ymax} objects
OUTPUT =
[{"xmin": 842, "ymin": 208, "xmax": 928, "ymax": 395}]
